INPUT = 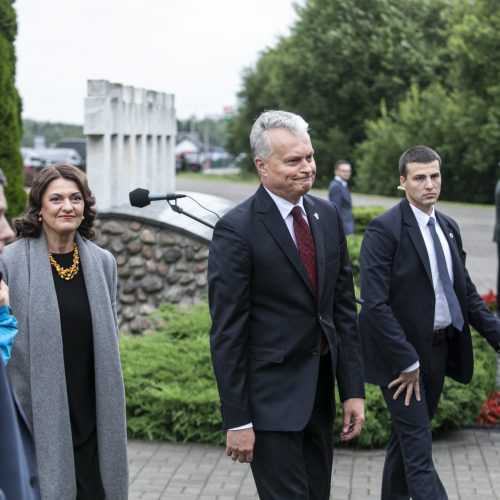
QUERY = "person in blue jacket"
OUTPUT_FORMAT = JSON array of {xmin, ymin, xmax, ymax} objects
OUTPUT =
[{"xmin": 0, "ymin": 167, "xmax": 40, "ymax": 500}]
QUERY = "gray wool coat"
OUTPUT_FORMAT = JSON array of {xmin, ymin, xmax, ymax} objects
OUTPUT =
[{"xmin": 0, "ymin": 233, "xmax": 128, "ymax": 500}]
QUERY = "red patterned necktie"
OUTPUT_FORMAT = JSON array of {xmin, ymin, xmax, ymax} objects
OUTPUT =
[{"xmin": 291, "ymin": 206, "xmax": 317, "ymax": 295}]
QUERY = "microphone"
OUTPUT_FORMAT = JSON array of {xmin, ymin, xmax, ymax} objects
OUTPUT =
[{"xmin": 129, "ymin": 188, "xmax": 187, "ymax": 207}]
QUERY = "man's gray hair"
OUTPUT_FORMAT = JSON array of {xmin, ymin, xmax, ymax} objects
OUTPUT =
[
  {"xmin": 249, "ymin": 110, "xmax": 309, "ymax": 160},
  {"xmin": 0, "ymin": 169, "xmax": 7, "ymax": 186}
]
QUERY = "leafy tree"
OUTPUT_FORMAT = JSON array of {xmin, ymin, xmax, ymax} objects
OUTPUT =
[
  {"xmin": 0, "ymin": 0, "xmax": 26, "ymax": 217},
  {"xmin": 355, "ymin": 0, "xmax": 500, "ymax": 203},
  {"xmin": 22, "ymin": 119, "xmax": 84, "ymax": 148},
  {"xmin": 228, "ymin": 0, "xmax": 453, "ymax": 185}
]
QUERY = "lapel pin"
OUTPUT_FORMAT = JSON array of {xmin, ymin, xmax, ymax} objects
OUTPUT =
[
  {"xmin": 449, "ymin": 233, "xmax": 454, "ymax": 239},
  {"xmin": 313, "ymin": 213, "xmax": 319, "ymax": 220}
]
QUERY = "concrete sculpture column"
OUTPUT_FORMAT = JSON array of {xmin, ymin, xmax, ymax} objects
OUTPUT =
[{"xmin": 84, "ymin": 80, "xmax": 176, "ymax": 210}]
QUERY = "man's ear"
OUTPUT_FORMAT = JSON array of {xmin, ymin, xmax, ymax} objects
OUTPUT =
[
  {"xmin": 255, "ymin": 157, "xmax": 266, "ymax": 178},
  {"xmin": 400, "ymin": 175, "xmax": 407, "ymax": 189}
]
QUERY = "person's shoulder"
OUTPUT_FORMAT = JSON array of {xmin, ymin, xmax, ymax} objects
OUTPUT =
[
  {"xmin": 217, "ymin": 189, "xmax": 262, "ymax": 227},
  {"xmin": 365, "ymin": 200, "xmax": 402, "ymax": 231},
  {"xmin": 306, "ymin": 193, "xmax": 334, "ymax": 210},
  {"xmin": 2, "ymin": 238, "xmax": 26, "ymax": 260},
  {"xmin": 436, "ymin": 210, "xmax": 460, "ymax": 232},
  {"xmin": 81, "ymin": 238, "xmax": 116, "ymax": 265}
]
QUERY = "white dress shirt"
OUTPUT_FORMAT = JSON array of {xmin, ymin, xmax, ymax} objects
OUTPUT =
[{"xmin": 403, "ymin": 204, "xmax": 455, "ymax": 373}]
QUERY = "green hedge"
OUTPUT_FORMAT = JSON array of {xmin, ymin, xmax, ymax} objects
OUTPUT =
[
  {"xmin": 353, "ymin": 206, "xmax": 386, "ymax": 235},
  {"xmin": 120, "ymin": 301, "xmax": 497, "ymax": 448}
]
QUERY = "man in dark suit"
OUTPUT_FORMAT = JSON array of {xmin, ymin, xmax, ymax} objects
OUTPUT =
[
  {"xmin": 0, "ymin": 168, "xmax": 40, "ymax": 500},
  {"xmin": 359, "ymin": 145, "xmax": 500, "ymax": 500},
  {"xmin": 494, "ymin": 173, "xmax": 500, "ymax": 308},
  {"xmin": 328, "ymin": 160, "xmax": 354, "ymax": 234},
  {"xmin": 208, "ymin": 110, "xmax": 365, "ymax": 499}
]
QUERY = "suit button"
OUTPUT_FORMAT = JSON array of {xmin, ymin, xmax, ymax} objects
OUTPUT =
[
  {"xmin": 30, "ymin": 475, "xmax": 37, "ymax": 486},
  {"xmin": 310, "ymin": 348, "xmax": 318, "ymax": 356}
]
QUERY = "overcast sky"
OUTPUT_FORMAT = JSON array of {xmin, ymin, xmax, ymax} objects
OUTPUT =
[{"xmin": 15, "ymin": 0, "xmax": 302, "ymax": 124}]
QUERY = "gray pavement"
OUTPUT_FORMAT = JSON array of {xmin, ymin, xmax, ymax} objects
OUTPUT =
[
  {"xmin": 128, "ymin": 176, "xmax": 499, "ymax": 499},
  {"xmin": 129, "ymin": 429, "xmax": 500, "ymax": 499}
]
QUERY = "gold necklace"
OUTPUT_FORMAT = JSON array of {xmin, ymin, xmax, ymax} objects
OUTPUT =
[{"xmin": 49, "ymin": 244, "xmax": 80, "ymax": 280}]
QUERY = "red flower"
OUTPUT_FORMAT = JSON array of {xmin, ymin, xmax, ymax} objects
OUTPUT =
[
  {"xmin": 480, "ymin": 290, "xmax": 497, "ymax": 312},
  {"xmin": 477, "ymin": 391, "xmax": 500, "ymax": 426}
]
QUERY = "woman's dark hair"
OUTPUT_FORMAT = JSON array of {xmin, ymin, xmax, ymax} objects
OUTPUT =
[{"xmin": 13, "ymin": 164, "xmax": 97, "ymax": 239}]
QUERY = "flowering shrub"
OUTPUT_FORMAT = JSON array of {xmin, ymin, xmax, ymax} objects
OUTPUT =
[
  {"xmin": 480, "ymin": 290, "xmax": 497, "ymax": 312},
  {"xmin": 477, "ymin": 391, "xmax": 500, "ymax": 426}
]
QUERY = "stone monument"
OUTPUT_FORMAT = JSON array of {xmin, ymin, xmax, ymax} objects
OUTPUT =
[{"xmin": 84, "ymin": 79, "xmax": 176, "ymax": 211}]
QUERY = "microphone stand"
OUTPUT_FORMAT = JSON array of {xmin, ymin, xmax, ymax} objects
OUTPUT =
[{"xmin": 167, "ymin": 199, "xmax": 215, "ymax": 229}]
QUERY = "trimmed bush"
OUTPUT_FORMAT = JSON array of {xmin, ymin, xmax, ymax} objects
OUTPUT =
[
  {"xmin": 120, "ymin": 302, "xmax": 224, "ymax": 445},
  {"xmin": 353, "ymin": 206, "xmax": 386, "ymax": 234},
  {"xmin": 120, "ymin": 301, "xmax": 498, "ymax": 448}
]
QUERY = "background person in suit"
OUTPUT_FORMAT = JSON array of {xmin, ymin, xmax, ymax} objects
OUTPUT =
[
  {"xmin": 208, "ymin": 110, "xmax": 365, "ymax": 499},
  {"xmin": 0, "ymin": 168, "xmax": 40, "ymax": 500},
  {"xmin": 0, "ymin": 165, "xmax": 128, "ymax": 500},
  {"xmin": 359, "ymin": 145, "xmax": 500, "ymax": 500},
  {"xmin": 328, "ymin": 160, "xmax": 354, "ymax": 234},
  {"xmin": 494, "ymin": 172, "xmax": 500, "ymax": 310}
]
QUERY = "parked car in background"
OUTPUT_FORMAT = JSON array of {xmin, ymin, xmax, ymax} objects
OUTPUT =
[
  {"xmin": 21, "ymin": 147, "xmax": 45, "ymax": 186},
  {"xmin": 21, "ymin": 147, "xmax": 83, "ymax": 186},
  {"xmin": 38, "ymin": 148, "xmax": 83, "ymax": 168},
  {"xmin": 54, "ymin": 138, "xmax": 86, "ymax": 171}
]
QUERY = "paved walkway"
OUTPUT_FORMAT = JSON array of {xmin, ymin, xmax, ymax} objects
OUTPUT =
[
  {"xmin": 129, "ymin": 429, "xmax": 500, "ymax": 499},
  {"xmin": 128, "ymin": 177, "xmax": 500, "ymax": 499}
]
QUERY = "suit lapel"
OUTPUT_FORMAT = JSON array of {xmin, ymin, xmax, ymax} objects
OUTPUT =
[
  {"xmin": 255, "ymin": 185, "xmax": 315, "ymax": 296},
  {"xmin": 435, "ymin": 212, "xmax": 466, "ymax": 299},
  {"xmin": 401, "ymin": 199, "xmax": 433, "ymax": 283}
]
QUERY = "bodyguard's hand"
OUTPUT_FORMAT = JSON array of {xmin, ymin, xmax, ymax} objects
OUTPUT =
[
  {"xmin": 388, "ymin": 367, "xmax": 421, "ymax": 406},
  {"xmin": 0, "ymin": 280, "xmax": 10, "ymax": 307},
  {"xmin": 340, "ymin": 398, "xmax": 365, "ymax": 441},
  {"xmin": 226, "ymin": 428, "xmax": 255, "ymax": 463}
]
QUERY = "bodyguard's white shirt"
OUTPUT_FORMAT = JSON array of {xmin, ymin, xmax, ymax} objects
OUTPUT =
[{"xmin": 404, "ymin": 203, "xmax": 455, "ymax": 373}]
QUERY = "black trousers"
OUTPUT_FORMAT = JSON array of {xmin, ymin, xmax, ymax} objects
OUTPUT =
[
  {"xmin": 380, "ymin": 340, "xmax": 449, "ymax": 500},
  {"xmin": 250, "ymin": 355, "xmax": 334, "ymax": 500}
]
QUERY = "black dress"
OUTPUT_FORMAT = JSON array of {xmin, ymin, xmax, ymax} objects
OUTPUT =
[{"xmin": 50, "ymin": 251, "xmax": 105, "ymax": 500}]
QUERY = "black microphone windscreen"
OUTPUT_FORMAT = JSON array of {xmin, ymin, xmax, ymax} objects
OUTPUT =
[{"xmin": 129, "ymin": 188, "xmax": 151, "ymax": 207}]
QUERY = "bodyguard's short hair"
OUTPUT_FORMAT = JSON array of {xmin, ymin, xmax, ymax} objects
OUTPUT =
[
  {"xmin": 249, "ymin": 110, "xmax": 309, "ymax": 161},
  {"xmin": 0, "ymin": 169, "xmax": 7, "ymax": 186},
  {"xmin": 399, "ymin": 146, "xmax": 441, "ymax": 177}
]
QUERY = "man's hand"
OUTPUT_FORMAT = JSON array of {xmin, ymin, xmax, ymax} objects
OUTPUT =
[
  {"xmin": 226, "ymin": 428, "xmax": 255, "ymax": 463},
  {"xmin": 0, "ymin": 280, "xmax": 10, "ymax": 307},
  {"xmin": 340, "ymin": 398, "xmax": 365, "ymax": 442},
  {"xmin": 388, "ymin": 367, "xmax": 421, "ymax": 406}
]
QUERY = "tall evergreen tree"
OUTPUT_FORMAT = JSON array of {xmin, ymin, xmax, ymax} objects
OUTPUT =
[{"xmin": 0, "ymin": 0, "xmax": 26, "ymax": 217}]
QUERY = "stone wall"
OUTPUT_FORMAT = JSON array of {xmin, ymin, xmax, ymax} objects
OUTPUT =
[{"xmin": 93, "ymin": 213, "xmax": 210, "ymax": 334}]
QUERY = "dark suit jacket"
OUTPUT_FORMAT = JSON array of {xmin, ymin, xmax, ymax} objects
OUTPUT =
[
  {"xmin": 0, "ymin": 361, "xmax": 40, "ymax": 500},
  {"xmin": 359, "ymin": 198, "xmax": 500, "ymax": 386},
  {"xmin": 208, "ymin": 185, "xmax": 364, "ymax": 430},
  {"xmin": 328, "ymin": 179, "xmax": 354, "ymax": 234},
  {"xmin": 494, "ymin": 179, "xmax": 500, "ymax": 243}
]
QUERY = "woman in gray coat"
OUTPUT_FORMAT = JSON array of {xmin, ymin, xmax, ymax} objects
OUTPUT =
[{"xmin": 0, "ymin": 165, "xmax": 128, "ymax": 500}]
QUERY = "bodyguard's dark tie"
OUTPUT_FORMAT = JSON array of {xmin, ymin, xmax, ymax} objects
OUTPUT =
[
  {"xmin": 428, "ymin": 217, "xmax": 464, "ymax": 330},
  {"xmin": 291, "ymin": 206, "xmax": 317, "ymax": 295}
]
